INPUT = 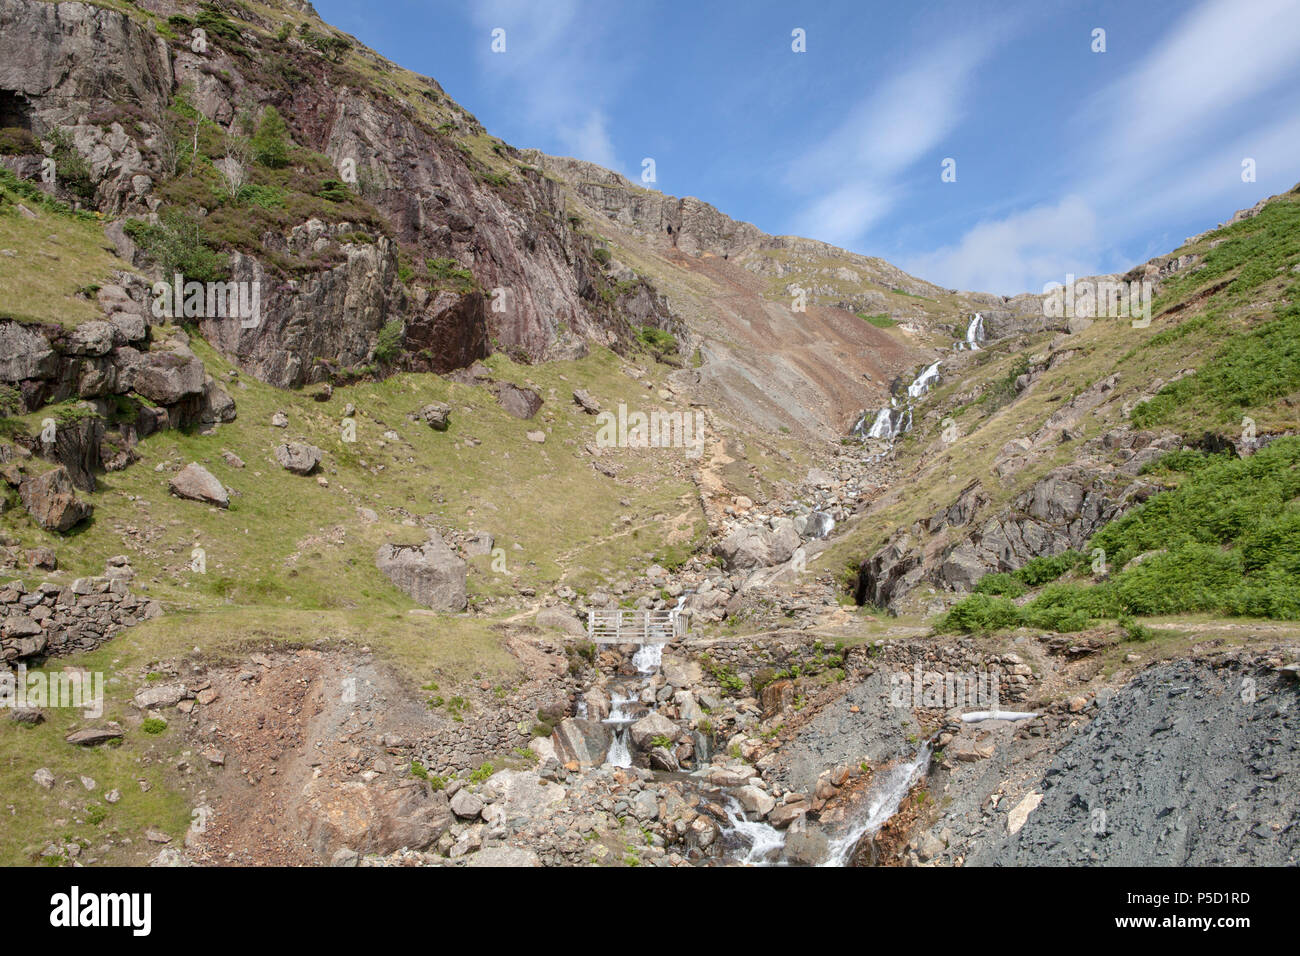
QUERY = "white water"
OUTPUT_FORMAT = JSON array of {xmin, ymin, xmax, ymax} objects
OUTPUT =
[
  {"xmin": 852, "ymin": 362, "xmax": 935, "ymax": 444},
  {"xmin": 866, "ymin": 406, "xmax": 897, "ymax": 439},
  {"xmin": 602, "ymin": 692, "xmax": 638, "ymax": 769},
  {"xmin": 632, "ymin": 642, "xmax": 663, "ymax": 675},
  {"xmin": 721, "ymin": 797, "xmax": 787, "ymax": 865},
  {"xmin": 965, "ymin": 312, "xmax": 984, "ymax": 350},
  {"xmin": 808, "ymin": 511, "xmax": 836, "ymax": 539},
  {"xmin": 906, "ymin": 361, "xmax": 943, "ymax": 399},
  {"xmin": 820, "ymin": 744, "xmax": 932, "ymax": 867}
]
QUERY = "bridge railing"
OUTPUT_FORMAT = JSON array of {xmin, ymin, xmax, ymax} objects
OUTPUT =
[{"xmin": 586, "ymin": 608, "xmax": 683, "ymax": 645}]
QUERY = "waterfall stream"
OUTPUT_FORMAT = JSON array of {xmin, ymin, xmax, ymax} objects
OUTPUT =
[
  {"xmin": 820, "ymin": 744, "xmax": 931, "ymax": 866},
  {"xmin": 719, "ymin": 744, "xmax": 933, "ymax": 866}
]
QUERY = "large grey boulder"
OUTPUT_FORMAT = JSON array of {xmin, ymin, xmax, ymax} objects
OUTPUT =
[
  {"xmin": 495, "ymin": 383, "xmax": 543, "ymax": 419},
  {"xmin": 551, "ymin": 717, "xmax": 612, "ymax": 766},
  {"xmin": 0, "ymin": 320, "xmax": 57, "ymax": 381},
  {"xmin": 18, "ymin": 466, "xmax": 93, "ymax": 532},
  {"xmin": 301, "ymin": 779, "xmax": 452, "ymax": 856},
  {"xmin": 714, "ymin": 518, "xmax": 801, "ymax": 570},
  {"xmin": 375, "ymin": 533, "xmax": 467, "ymax": 611},
  {"xmin": 130, "ymin": 350, "xmax": 206, "ymax": 405},
  {"xmin": 274, "ymin": 441, "xmax": 323, "ymax": 475},
  {"xmin": 417, "ymin": 402, "xmax": 451, "ymax": 430},
  {"xmin": 168, "ymin": 463, "xmax": 228, "ymax": 508},
  {"xmin": 535, "ymin": 606, "xmax": 585, "ymax": 636},
  {"xmin": 629, "ymin": 710, "xmax": 680, "ymax": 751}
]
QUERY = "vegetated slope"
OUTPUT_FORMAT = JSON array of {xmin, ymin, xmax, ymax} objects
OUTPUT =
[{"xmin": 819, "ymin": 185, "xmax": 1300, "ymax": 626}]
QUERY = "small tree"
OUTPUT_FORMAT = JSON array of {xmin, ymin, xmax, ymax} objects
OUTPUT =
[{"xmin": 251, "ymin": 106, "xmax": 289, "ymax": 168}]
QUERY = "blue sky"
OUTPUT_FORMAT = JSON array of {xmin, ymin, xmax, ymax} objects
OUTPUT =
[{"xmin": 313, "ymin": 0, "xmax": 1300, "ymax": 295}]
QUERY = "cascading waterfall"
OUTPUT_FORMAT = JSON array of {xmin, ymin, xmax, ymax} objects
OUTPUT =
[
  {"xmin": 719, "ymin": 743, "xmax": 932, "ymax": 867},
  {"xmin": 820, "ymin": 744, "xmax": 932, "ymax": 866},
  {"xmin": 907, "ymin": 361, "xmax": 943, "ymax": 399},
  {"xmin": 603, "ymin": 691, "xmax": 637, "ymax": 768},
  {"xmin": 852, "ymin": 363, "xmax": 938, "ymax": 444},
  {"xmin": 721, "ymin": 797, "xmax": 788, "ymax": 865},
  {"xmin": 852, "ymin": 312, "xmax": 988, "ymax": 442}
]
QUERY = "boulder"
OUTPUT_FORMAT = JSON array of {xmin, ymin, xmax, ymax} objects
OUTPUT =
[
  {"xmin": 481, "ymin": 769, "xmax": 566, "ymax": 823},
  {"xmin": 714, "ymin": 518, "xmax": 800, "ymax": 570},
  {"xmin": 302, "ymin": 779, "xmax": 452, "ymax": 856},
  {"xmin": 535, "ymin": 606, "xmax": 585, "ymax": 636},
  {"xmin": 495, "ymin": 383, "xmax": 543, "ymax": 419},
  {"xmin": 374, "ymin": 533, "xmax": 467, "ymax": 611},
  {"xmin": 133, "ymin": 683, "xmax": 189, "ymax": 710},
  {"xmin": 449, "ymin": 788, "xmax": 484, "ymax": 820},
  {"xmin": 274, "ymin": 442, "xmax": 323, "ymax": 475},
  {"xmin": 629, "ymin": 710, "xmax": 680, "ymax": 751},
  {"xmin": 417, "ymin": 402, "xmax": 451, "ymax": 430},
  {"xmin": 65, "ymin": 725, "xmax": 123, "ymax": 746},
  {"xmin": 168, "ymin": 463, "xmax": 228, "ymax": 508},
  {"xmin": 131, "ymin": 351, "xmax": 206, "ymax": 405},
  {"xmin": 462, "ymin": 846, "xmax": 542, "ymax": 867},
  {"xmin": 734, "ymin": 785, "xmax": 776, "ymax": 818},
  {"xmin": 463, "ymin": 531, "xmax": 494, "ymax": 556},
  {"xmin": 18, "ymin": 467, "xmax": 93, "ymax": 532},
  {"xmin": 551, "ymin": 717, "xmax": 612, "ymax": 766},
  {"xmin": 572, "ymin": 389, "xmax": 601, "ymax": 414}
]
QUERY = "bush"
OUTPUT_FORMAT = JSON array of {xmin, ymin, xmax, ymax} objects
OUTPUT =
[
  {"xmin": 373, "ymin": 319, "xmax": 404, "ymax": 364},
  {"xmin": 315, "ymin": 178, "xmax": 351, "ymax": 202},
  {"xmin": 250, "ymin": 106, "xmax": 290, "ymax": 168},
  {"xmin": 126, "ymin": 210, "xmax": 229, "ymax": 283},
  {"xmin": 1014, "ymin": 551, "xmax": 1086, "ymax": 586},
  {"xmin": 973, "ymin": 572, "xmax": 1027, "ymax": 598},
  {"xmin": 937, "ymin": 594, "xmax": 1022, "ymax": 634},
  {"xmin": 636, "ymin": 325, "xmax": 677, "ymax": 355}
]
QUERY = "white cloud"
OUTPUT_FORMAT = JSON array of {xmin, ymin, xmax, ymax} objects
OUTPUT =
[
  {"xmin": 911, "ymin": 0, "xmax": 1300, "ymax": 294},
  {"xmin": 786, "ymin": 34, "xmax": 1000, "ymax": 244},
  {"xmin": 468, "ymin": 0, "xmax": 622, "ymax": 172},
  {"xmin": 903, "ymin": 195, "xmax": 1100, "ymax": 295}
]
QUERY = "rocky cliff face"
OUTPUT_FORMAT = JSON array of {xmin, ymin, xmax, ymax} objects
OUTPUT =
[{"xmin": 0, "ymin": 0, "xmax": 673, "ymax": 388}]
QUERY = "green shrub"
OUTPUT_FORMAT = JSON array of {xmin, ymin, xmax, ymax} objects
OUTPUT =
[
  {"xmin": 250, "ymin": 106, "xmax": 290, "ymax": 169},
  {"xmin": 373, "ymin": 319, "xmax": 404, "ymax": 365},
  {"xmin": 973, "ymin": 573, "xmax": 1027, "ymax": 598},
  {"xmin": 937, "ymin": 594, "xmax": 1021, "ymax": 634},
  {"xmin": 636, "ymin": 325, "xmax": 677, "ymax": 355},
  {"xmin": 126, "ymin": 210, "xmax": 229, "ymax": 282},
  {"xmin": 142, "ymin": 717, "xmax": 168, "ymax": 735},
  {"xmin": 1013, "ymin": 551, "xmax": 1086, "ymax": 586},
  {"xmin": 315, "ymin": 179, "xmax": 352, "ymax": 202}
]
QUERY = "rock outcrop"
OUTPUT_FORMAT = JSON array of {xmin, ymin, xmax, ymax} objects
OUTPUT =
[{"xmin": 374, "ymin": 533, "xmax": 467, "ymax": 611}]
